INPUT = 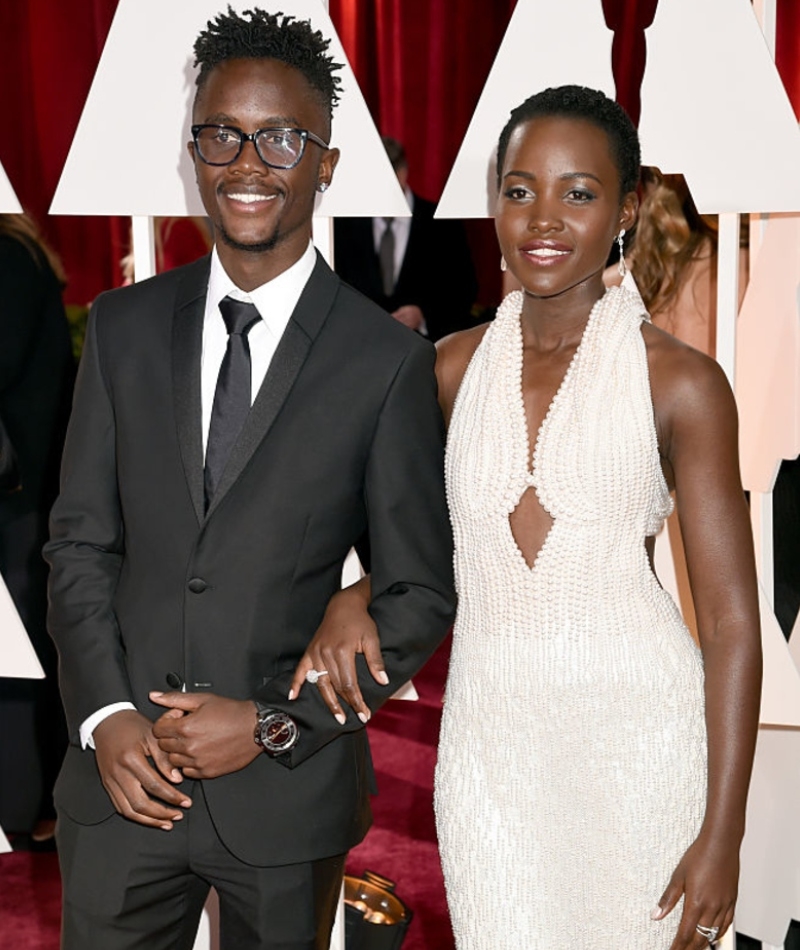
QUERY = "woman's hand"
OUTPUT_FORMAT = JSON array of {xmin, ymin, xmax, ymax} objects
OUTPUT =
[
  {"xmin": 289, "ymin": 576, "xmax": 387, "ymax": 724},
  {"xmin": 653, "ymin": 831, "xmax": 739, "ymax": 949}
]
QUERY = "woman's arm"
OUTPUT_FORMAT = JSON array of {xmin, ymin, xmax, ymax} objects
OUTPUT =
[
  {"xmin": 646, "ymin": 326, "xmax": 761, "ymax": 949},
  {"xmin": 288, "ymin": 574, "xmax": 385, "ymax": 723}
]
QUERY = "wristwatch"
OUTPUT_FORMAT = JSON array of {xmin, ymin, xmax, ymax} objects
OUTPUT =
[{"xmin": 253, "ymin": 701, "xmax": 299, "ymax": 756}]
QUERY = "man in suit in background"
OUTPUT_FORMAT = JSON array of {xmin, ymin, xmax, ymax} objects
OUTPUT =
[
  {"xmin": 334, "ymin": 137, "xmax": 478, "ymax": 341},
  {"xmin": 45, "ymin": 9, "xmax": 454, "ymax": 949}
]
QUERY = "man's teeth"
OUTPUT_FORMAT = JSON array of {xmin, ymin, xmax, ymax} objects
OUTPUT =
[{"xmin": 228, "ymin": 193, "xmax": 275, "ymax": 204}]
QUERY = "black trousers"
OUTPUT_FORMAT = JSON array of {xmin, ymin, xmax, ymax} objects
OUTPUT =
[{"xmin": 57, "ymin": 783, "xmax": 345, "ymax": 950}]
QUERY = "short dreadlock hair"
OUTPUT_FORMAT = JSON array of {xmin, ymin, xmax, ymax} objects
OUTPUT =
[
  {"xmin": 193, "ymin": 6, "xmax": 343, "ymax": 119},
  {"xmin": 496, "ymin": 85, "xmax": 640, "ymax": 198}
]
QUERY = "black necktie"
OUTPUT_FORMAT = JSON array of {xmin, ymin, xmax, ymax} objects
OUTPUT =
[
  {"xmin": 204, "ymin": 296, "xmax": 261, "ymax": 508},
  {"xmin": 379, "ymin": 217, "xmax": 395, "ymax": 296}
]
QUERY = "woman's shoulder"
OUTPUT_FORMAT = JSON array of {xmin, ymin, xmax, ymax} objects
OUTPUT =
[
  {"xmin": 642, "ymin": 320, "xmax": 735, "ymax": 434},
  {"xmin": 435, "ymin": 322, "xmax": 492, "ymax": 421}
]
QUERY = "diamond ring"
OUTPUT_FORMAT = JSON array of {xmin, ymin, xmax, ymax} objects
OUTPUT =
[
  {"xmin": 305, "ymin": 669, "xmax": 330, "ymax": 685},
  {"xmin": 695, "ymin": 924, "xmax": 720, "ymax": 944}
]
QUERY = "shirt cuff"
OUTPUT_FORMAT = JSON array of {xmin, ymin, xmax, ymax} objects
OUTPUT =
[{"xmin": 80, "ymin": 702, "xmax": 137, "ymax": 750}]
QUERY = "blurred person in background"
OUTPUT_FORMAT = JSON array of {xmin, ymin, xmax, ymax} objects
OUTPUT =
[
  {"xmin": 334, "ymin": 136, "xmax": 478, "ymax": 341},
  {"xmin": 0, "ymin": 212, "xmax": 75, "ymax": 846}
]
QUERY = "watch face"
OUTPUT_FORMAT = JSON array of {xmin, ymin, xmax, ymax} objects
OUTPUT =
[{"xmin": 259, "ymin": 712, "xmax": 299, "ymax": 753}]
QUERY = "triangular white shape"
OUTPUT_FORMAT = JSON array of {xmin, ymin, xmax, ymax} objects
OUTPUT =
[
  {"xmin": 639, "ymin": 0, "xmax": 800, "ymax": 213},
  {"xmin": 437, "ymin": 0, "xmax": 614, "ymax": 219},
  {"xmin": 0, "ymin": 572, "xmax": 44, "ymax": 678},
  {"xmin": 438, "ymin": 0, "xmax": 800, "ymax": 219},
  {"xmin": 51, "ymin": 0, "xmax": 409, "ymax": 218},
  {"xmin": 0, "ymin": 162, "xmax": 22, "ymax": 214},
  {"xmin": 0, "ymin": 825, "xmax": 10, "ymax": 854},
  {"xmin": 736, "ymin": 213, "xmax": 800, "ymax": 493}
]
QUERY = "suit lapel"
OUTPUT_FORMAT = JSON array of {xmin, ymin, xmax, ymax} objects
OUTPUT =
[
  {"xmin": 205, "ymin": 252, "xmax": 340, "ymax": 518},
  {"xmin": 172, "ymin": 257, "xmax": 210, "ymax": 525}
]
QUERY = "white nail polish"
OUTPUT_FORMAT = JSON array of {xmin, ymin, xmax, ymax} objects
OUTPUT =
[
  {"xmin": 378, "ymin": 672, "xmax": 389, "ymax": 685},
  {"xmin": 335, "ymin": 713, "xmax": 346, "ymax": 725},
  {"xmin": 650, "ymin": 905, "xmax": 662, "ymax": 920},
  {"xmin": 287, "ymin": 689, "xmax": 295, "ymax": 700},
  {"xmin": 358, "ymin": 711, "xmax": 369, "ymax": 724}
]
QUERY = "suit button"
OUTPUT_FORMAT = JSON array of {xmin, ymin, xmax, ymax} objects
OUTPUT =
[
  {"xmin": 166, "ymin": 672, "xmax": 184, "ymax": 690},
  {"xmin": 187, "ymin": 577, "xmax": 207, "ymax": 593}
]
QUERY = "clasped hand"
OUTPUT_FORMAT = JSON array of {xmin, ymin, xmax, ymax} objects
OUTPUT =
[{"xmin": 93, "ymin": 694, "xmax": 260, "ymax": 829}]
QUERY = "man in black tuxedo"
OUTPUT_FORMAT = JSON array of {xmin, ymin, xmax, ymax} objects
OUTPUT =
[
  {"xmin": 333, "ymin": 137, "xmax": 478, "ymax": 341},
  {"xmin": 44, "ymin": 9, "xmax": 454, "ymax": 950}
]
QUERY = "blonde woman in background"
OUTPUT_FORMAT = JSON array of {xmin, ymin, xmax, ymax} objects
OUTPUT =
[{"xmin": 605, "ymin": 165, "xmax": 748, "ymax": 356}]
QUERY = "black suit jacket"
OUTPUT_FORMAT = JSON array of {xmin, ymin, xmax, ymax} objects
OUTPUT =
[
  {"xmin": 333, "ymin": 194, "xmax": 478, "ymax": 342},
  {"xmin": 45, "ymin": 251, "xmax": 455, "ymax": 866}
]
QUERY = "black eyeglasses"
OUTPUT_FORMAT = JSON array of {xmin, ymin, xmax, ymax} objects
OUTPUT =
[{"xmin": 191, "ymin": 125, "xmax": 330, "ymax": 169}]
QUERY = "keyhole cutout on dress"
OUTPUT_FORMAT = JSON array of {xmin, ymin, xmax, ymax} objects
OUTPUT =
[
  {"xmin": 509, "ymin": 486, "xmax": 554, "ymax": 570},
  {"xmin": 511, "ymin": 329, "xmax": 579, "ymax": 571}
]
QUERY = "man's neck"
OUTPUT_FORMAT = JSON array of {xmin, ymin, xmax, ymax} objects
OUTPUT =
[{"xmin": 215, "ymin": 235, "xmax": 310, "ymax": 292}]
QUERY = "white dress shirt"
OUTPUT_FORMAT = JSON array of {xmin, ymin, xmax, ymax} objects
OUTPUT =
[{"xmin": 79, "ymin": 242, "xmax": 318, "ymax": 749}]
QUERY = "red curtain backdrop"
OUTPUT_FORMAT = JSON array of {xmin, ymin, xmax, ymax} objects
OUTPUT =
[
  {"xmin": 0, "ymin": 0, "xmax": 125, "ymax": 306},
  {"xmin": 2, "ymin": 0, "xmax": 800, "ymax": 307}
]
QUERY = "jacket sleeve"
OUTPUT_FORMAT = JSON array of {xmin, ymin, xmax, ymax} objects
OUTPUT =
[
  {"xmin": 256, "ymin": 338, "xmax": 456, "ymax": 767},
  {"xmin": 43, "ymin": 296, "xmax": 132, "ymax": 740}
]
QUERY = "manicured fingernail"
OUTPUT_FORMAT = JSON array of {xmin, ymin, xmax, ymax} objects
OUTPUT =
[
  {"xmin": 358, "ymin": 711, "xmax": 369, "ymax": 724},
  {"xmin": 160, "ymin": 823, "xmax": 172, "ymax": 831},
  {"xmin": 171, "ymin": 770, "xmax": 182, "ymax": 782},
  {"xmin": 335, "ymin": 713, "xmax": 346, "ymax": 725},
  {"xmin": 180, "ymin": 799, "xmax": 191, "ymax": 807},
  {"xmin": 377, "ymin": 672, "xmax": 389, "ymax": 685},
  {"xmin": 172, "ymin": 813, "xmax": 183, "ymax": 821},
  {"xmin": 150, "ymin": 691, "xmax": 163, "ymax": 698},
  {"xmin": 650, "ymin": 905, "xmax": 662, "ymax": 920},
  {"xmin": 288, "ymin": 688, "xmax": 295, "ymax": 701}
]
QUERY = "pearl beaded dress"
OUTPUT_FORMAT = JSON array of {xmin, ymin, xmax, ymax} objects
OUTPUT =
[{"xmin": 434, "ymin": 286, "xmax": 707, "ymax": 949}]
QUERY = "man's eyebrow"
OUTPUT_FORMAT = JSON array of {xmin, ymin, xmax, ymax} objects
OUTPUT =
[{"xmin": 199, "ymin": 113, "xmax": 302, "ymax": 127}]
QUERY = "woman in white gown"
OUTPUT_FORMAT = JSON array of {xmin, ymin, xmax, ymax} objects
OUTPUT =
[{"xmin": 293, "ymin": 86, "xmax": 761, "ymax": 950}]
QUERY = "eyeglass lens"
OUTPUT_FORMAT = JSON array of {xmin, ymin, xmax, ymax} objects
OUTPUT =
[{"xmin": 195, "ymin": 127, "xmax": 305, "ymax": 167}]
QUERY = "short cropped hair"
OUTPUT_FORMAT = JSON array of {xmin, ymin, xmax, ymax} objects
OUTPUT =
[
  {"xmin": 193, "ymin": 6, "xmax": 343, "ymax": 118},
  {"xmin": 496, "ymin": 85, "xmax": 641, "ymax": 198}
]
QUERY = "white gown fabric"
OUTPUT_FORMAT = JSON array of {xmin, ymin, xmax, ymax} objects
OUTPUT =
[{"xmin": 435, "ymin": 286, "xmax": 707, "ymax": 949}]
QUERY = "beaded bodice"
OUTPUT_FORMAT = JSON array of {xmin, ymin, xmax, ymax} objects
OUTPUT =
[{"xmin": 446, "ymin": 285, "xmax": 673, "ymax": 621}]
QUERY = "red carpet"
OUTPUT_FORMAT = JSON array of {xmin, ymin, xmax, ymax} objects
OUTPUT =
[{"xmin": 0, "ymin": 637, "xmax": 454, "ymax": 950}]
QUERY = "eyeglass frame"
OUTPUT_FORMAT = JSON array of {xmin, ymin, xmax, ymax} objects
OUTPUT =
[{"xmin": 190, "ymin": 124, "xmax": 330, "ymax": 169}]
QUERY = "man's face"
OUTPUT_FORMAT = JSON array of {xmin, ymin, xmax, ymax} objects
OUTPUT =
[{"xmin": 189, "ymin": 57, "xmax": 339, "ymax": 279}]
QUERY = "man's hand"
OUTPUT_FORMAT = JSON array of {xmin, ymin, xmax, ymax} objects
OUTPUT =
[
  {"xmin": 391, "ymin": 304, "xmax": 424, "ymax": 331},
  {"xmin": 93, "ymin": 709, "xmax": 191, "ymax": 830},
  {"xmin": 150, "ymin": 691, "xmax": 261, "ymax": 779}
]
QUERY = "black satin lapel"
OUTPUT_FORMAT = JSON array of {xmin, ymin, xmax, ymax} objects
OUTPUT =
[
  {"xmin": 205, "ymin": 253, "xmax": 340, "ymax": 518},
  {"xmin": 172, "ymin": 292, "xmax": 206, "ymax": 525}
]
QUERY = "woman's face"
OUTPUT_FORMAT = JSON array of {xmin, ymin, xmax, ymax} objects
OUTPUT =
[{"xmin": 495, "ymin": 115, "xmax": 637, "ymax": 301}]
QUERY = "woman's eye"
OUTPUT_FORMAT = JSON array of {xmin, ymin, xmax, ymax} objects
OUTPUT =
[
  {"xmin": 504, "ymin": 186, "xmax": 531, "ymax": 200},
  {"xmin": 567, "ymin": 189, "xmax": 595, "ymax": 202}
]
